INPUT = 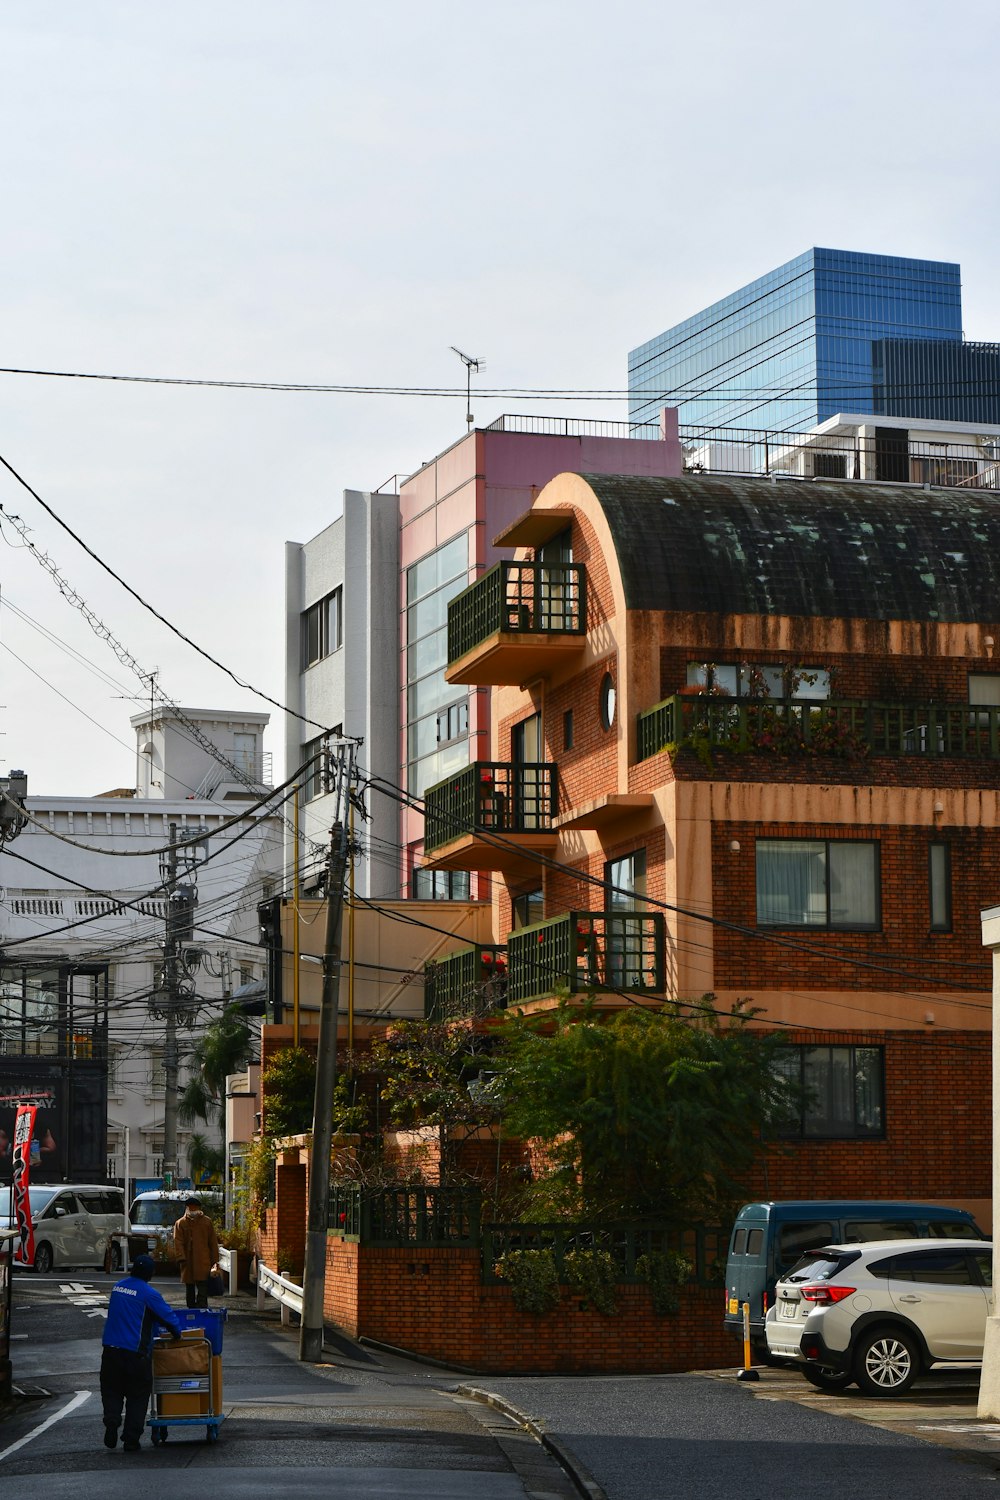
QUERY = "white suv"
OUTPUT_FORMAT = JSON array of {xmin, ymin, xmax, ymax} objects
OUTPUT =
[{"xmin": 765, "ymin": 1238, "xmax": 993, "ymax": 1396}]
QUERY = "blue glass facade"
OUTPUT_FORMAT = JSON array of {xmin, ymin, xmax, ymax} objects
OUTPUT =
[{"xmin": 628, "ymin": 248, "xmax": 982, "ymax": 433}]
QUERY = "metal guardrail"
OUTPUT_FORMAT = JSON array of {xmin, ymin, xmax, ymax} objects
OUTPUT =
[
  {"xmin": 255, "ymin": 1260, "xmax": 304, "ymax": 1326},
  {"xmin": 507, "ymin": 911, "xmax": 666, "ymax": 1003},
  {"xmin": 424, "ymin": 760, "xmax": 555, "ymax": 854},
  {"xmin": 637, "ymin": 694, "xmax": 1000, "ymax": 763},
  {"xmin": 447, "ymin": 560, "xmax": 586, "ymax": 664}
]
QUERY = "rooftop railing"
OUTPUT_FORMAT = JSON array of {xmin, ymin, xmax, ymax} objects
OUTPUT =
[
  {"xmin": 480, "ymin": 413, "xmax": 1000, "ymax": 490},
  {"xmin": 447, "ymin": 560, "xmax": 586, "ymax": 665},
  {"xmin": 507, "ymin": 911, "xmax": 666, "ymax": 1005},
  {"xmin": 637, "ymin": 694, "xmax": 1000, "ymax": 762},
  {"xmin": 423, "ymin": 760, "xmax": 556, "ymax": 855}
]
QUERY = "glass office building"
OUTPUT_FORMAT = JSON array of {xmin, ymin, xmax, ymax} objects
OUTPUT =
[{"xmin": 627, "ymin": 248, "xmax": 1000, "ymax": 434}]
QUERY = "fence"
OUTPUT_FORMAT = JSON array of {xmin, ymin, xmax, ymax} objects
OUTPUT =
[{"xmin": 481, "ymin": 1222, "xmax": 727, "ymax": 1288}]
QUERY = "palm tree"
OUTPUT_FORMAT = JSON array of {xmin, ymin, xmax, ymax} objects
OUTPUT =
[{"xmin": 179, "ymin": 1003, "xmax": 255, "ymax": 1126}]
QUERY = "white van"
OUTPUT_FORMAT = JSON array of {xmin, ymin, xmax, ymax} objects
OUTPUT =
[
  {"xmin": 1, "ymin": 1183, "xmax": 128, "ymax": 1273},
  {"xmin": 129, "ymin": 1189, "xmax": 224, "ymax": 1259}
]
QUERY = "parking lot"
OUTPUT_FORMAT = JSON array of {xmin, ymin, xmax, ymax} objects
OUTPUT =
[{"xmin": 714, "ymin": 1360, "xmax": 1000, "ymax": 1465}]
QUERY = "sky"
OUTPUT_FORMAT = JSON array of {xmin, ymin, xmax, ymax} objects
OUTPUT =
[{"xmin": 2, "ymin": 0, "xmax": 1000, "ymax": 798}]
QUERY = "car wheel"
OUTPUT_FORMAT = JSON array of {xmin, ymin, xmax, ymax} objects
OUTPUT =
[
  {"xmin": 853, "ymin": 1326, "xmax": 920, "ymax": 1397},
  {"xmin": 110, "ymin": 1243, "xmax": 124, "ymax": 1272},
  {"xmin": 33, "ymin": 1242, "xmax": 54, "ymax": 1275},
  {"xmin": 802, "ymin": 1365, "xmax": 854, "ymax": 1392}
]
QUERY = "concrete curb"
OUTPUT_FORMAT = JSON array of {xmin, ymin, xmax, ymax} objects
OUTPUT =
[{"xmin": 455, "ymin": 1384, "xmax": 609, "ymax": 1500}]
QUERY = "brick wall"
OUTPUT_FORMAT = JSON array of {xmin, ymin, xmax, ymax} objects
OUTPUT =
[
  {"xmin": 320, "ymin": 1237, "xmax": 734, "ymax": 1374},
  {"xmin": 712, "ymin": 820, "xmax": 995, "ymax": 993}
]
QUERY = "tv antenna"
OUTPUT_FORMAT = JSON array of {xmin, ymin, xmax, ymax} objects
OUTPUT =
[{"xmin": 451, "ymin": 346, "xmax": 484, "ymax": 431}]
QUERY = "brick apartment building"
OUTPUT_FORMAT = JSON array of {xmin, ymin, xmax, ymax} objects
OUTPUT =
[{"xmin": 420, "ymin": 469, "xmax": 1000, "ymax": 1222}]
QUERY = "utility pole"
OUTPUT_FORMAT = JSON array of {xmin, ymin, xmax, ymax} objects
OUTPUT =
[
  {"xmin": 299, "ymin": 740, "xmax": 355, "ymax": 1362},
  {"xmin": 155, "ymin": 823, "xmax": 204, "ymax": 1189}
]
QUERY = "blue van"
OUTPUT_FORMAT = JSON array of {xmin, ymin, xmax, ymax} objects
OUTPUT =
[{"xmin": 724, "ymin": 1200, "xmax": 984, "ymax": 1351}]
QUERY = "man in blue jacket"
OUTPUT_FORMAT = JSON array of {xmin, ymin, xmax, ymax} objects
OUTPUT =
[{"xmin": 101, "ymin": 1253, "xmax": 181, "ymax": 1451}]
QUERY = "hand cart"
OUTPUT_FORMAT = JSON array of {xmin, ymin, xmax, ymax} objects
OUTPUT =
[{"xmin": 149, "ymin": 1307, "xmax": 227, "ymax": 1444}]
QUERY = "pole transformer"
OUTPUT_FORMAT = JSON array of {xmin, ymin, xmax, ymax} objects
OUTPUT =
[{"xmin": 299, "ymin": 739, "xmax": 355, "ymax": 1362}]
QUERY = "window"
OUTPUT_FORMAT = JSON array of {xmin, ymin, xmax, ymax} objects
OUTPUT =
[
  {"xmin": 148, "ymin": 1046, "xmax": 166, "ymax": 1094},
  {"xmin": 774, "ymin": 1045, "xmax": 885, "ymax": 1139},
  {"xmin": 512, "ymin": 888, "xmax": 544, "ymax": 930},
  {"xmin": 604, "ymin": 850, "xmax": 647, "ymax": 987},
  {"xmin": 302, "ymin": 587, "xmax": 343, "ymax": 668},
  {"xmin": 686, "ymin": 662, "xmax": 830, "ymax": 700},
  {"xmin": 929, "ymin": 843, "xmax": 952, "ymax": 931},
  {"xmin": 599, "ymin": 673, "xmax": 616, "ymax": 731},
  {"xmin": 436, "ymin": 700, "xmax": 469, "ymax": 746},
  {"xmin": 563, "ymin": 710, "xmax": 574, "ymax": 751},
  {"xmin": 756, "ymin": 839, "xmax": 880, "ymax": 929},
  {"xmin": 411, "ymin": 868, "xmax": 471, "ymax": 901},
  {"xmin": 301, "ymin": 730, "xmax": 340, "ymax": 802}
]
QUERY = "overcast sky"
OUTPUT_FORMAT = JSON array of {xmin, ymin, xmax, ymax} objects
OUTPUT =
[{"xmin": 2, "ymin": 0, "xmax": 999, "ymax": 800}]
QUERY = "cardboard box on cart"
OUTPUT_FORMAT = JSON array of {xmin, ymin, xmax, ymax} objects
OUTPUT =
[{"xmin": 153, "ymin": 1329, "xmax": 218, "ymax": 1417}]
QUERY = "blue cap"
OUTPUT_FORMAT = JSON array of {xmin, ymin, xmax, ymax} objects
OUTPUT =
[{"xmin": 131, "ymin": 1254, "xmax": 155, "ymax": 1281}]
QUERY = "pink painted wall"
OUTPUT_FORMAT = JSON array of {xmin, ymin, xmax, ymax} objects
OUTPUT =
[{"xmin": 397, "ymin": 418, "xmax": 683, "ymax": 884}]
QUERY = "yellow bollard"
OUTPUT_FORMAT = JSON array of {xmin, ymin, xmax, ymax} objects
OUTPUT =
[{"xmin": 735, "ymin": 1299, "xmax": 759, "ymax": 1382}]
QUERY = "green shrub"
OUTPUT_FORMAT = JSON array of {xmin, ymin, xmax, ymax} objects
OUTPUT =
[
  {"xmin": 635, "ymin": 1250, "xmax": 691, "ymax": 1315},
  {"xmin": 494, "ymin": 1248, "xmax": 561, "ymax": 1315},
  {"xmin": 563, "ymin": 1248, "xmax": 618, "ymax": 1315}
]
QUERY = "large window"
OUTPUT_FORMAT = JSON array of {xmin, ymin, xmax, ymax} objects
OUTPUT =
[
  {"xmin": 300, "ymin": 729, "xmax": 340, "ymax": 802},
  {"xmin": 604, "ymin": 850, "xmax": 647, "ymax": 987},
  {"xmin": 687, "ymin": 661, "xmax": 830, "ymax": 699},
  {"xmin": 774, "ymin": 1045, "xmax": 885, "ymax": 1139},
  {"xmin": 406, "ymin": 534, "xmax": 470, "ymax": 801},
  {"xmin": 756, "ymin": 839, "xmax": 880, "ymax": 929},
  {"xmin": 411, "ymin": 868, "xmax": 471, "ymax": 901},
  {"xmin": 302, "ymin": 587, "xmax": 343, "ymax": 668}
]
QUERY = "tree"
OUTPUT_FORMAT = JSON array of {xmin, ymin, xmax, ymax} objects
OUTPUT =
[
  {"xmin": 178, "ymin": 1003, "xmax": 255, "ymax": 1126},
  {"xmin": 367, "ymin": 1019, "xmax": 496, "ymax": 1185},
  {"xmin": 492, "ymin": 996, "xmax": 792, "ymax": 1226},
  {"xmin": 260, "ymin": 1046, "xmax": 368, "ymax": 1138}
]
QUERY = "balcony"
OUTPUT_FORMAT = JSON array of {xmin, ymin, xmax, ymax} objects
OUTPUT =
[
  {"xmin": 423, "ymin": 761, "xmax": 558, "ymax": 875},
  {"xmin": 507, "ymin": 911, "xmax": 666, "ymax": 1005},
  {"xmin": 424, "ymin": 944, "xmax": 508, "ymax": 1022},
  {"xmin": 636, "ymin": 695, "xmax": 1000, "ymax": 763},
  {"xmin": 445, "ymin": 560, "xmax": 586, "ymax": 685}
]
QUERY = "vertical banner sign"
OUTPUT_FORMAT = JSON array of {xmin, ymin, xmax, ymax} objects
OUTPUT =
[{"xmin": 12, "ymin": 1106, "xmax": 36, "ymax": 1268}]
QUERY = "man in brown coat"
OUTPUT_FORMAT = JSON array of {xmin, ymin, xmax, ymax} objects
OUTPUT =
[{"xmin": 172, "ymin": 1197, "xmax": 220, "ymax": 1309}]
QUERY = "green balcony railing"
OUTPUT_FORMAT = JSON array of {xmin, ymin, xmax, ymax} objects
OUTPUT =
[
  {"xmin": 327, "ymin": 1184, "xmax": 481, "ymax": 1245},
  {"xmin": 447, "ymin": 560, "xmax": 586, "ymax": 664},
  {"xmin": 507, "ymin": 911, "xmax": 666, "ymax": 1004},
  {"xmin": 423, "ymin": 760, "xmax": 556, "ymax": 855},
  {"xmin": 424, "ymin": 944, "xmax": 508, "ymax": 1021},
  {"xmin": 636, "ymin": 695, "xmax": 1000, "ymax": 762}
]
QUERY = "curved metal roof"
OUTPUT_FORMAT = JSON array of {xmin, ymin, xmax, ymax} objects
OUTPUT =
[{"xmin": 582, "ymin": 473, "xmax": 1000, "ymax": 621}]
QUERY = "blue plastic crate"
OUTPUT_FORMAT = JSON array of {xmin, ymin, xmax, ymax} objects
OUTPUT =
[{"xmin": 176, "ymin": 1306, "xmax": 227, "ymax": 1354}]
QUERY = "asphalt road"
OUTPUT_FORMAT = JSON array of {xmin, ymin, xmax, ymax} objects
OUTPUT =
[
  {"xmin": 480, "ymin": 1369, "xmax": 1000, "ymax": 1499},
  {"xmin": 9, "ymin": 1268, "xmax": 1000, "ymax": 1500},
  {"xmin": 1, "ymin": 1268, "xmax": 574, "ymax": 1500}
]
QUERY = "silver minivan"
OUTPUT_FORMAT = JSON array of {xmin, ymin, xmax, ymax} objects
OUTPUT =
[{"xmin": 1, "ymin": 1183, "xmax": 128, "ymax": 1273}]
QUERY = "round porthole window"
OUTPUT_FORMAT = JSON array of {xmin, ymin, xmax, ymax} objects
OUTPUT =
[{"xmin": 599, "ymin": 672, "xmax": 616, "ymax": 731}]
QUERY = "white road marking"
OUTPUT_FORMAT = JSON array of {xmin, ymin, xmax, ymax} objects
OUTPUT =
[{"xmin": 0, "ymin": 1391, "xmax": 90, "ymax": 1463}]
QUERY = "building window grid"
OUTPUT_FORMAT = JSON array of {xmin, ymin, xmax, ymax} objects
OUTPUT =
[{"xmin": 302, "ymin": 586, "xmax": 343, "ymax": 669}]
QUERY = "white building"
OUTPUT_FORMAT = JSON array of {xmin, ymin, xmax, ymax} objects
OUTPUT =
[
  {"xmin": 284, "ymin": 488, "xmax": 400, "ymax": 898},
  {"xmin": 0, "ymin": 708, "xmax": 282, "ymax": 1195}
]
